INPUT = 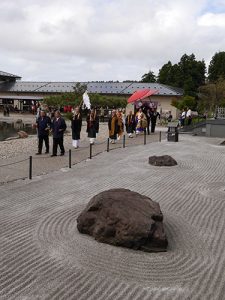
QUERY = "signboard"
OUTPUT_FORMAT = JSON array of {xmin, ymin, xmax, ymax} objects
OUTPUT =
[{"xmin": 135, "ymin": 99, "xmax": 158, "ymax": 109}]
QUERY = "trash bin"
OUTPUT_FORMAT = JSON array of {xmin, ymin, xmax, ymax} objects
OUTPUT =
[{"xmin": 167, "ymin": 123, "xmax": 179, "ymax": 142}]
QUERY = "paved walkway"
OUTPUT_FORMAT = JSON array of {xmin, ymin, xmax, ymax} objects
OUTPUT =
[{"xmin": 1, "ymin": 134, "xmax": 225, "ymax": 299}]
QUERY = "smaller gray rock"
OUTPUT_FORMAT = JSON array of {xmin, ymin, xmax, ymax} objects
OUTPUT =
[
  {"xmin": 17, "ymin": 131, "xmax": 28, "ymax": 138},
  {"xmin": 149, "ymin": 155, "xmax": 177, "ymax": 166}
]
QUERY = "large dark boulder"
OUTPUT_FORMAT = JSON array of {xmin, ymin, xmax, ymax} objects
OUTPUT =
[
  {"xmin": 149, "ymin": 155, "xmax": 177, "ymax": 166},
  {"xmin": 77, "ymin": 189, "xmax": 168, "ymax": 252}
]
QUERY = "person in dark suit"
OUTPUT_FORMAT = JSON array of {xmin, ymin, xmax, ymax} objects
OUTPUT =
[
  {"xmin": 51, "ymin": 110, "xmax": 67, "ymax": 156},
  {"xmin": 150, "ymin": 108, "xmax": 160, "ymax": 133},
  {"xmin": 36, "ymin": 110, "xmax": 51, "ymax": 154},
  {"xmin": 145, "ymin": 108, "xmax": 151, "ymax": 135}
]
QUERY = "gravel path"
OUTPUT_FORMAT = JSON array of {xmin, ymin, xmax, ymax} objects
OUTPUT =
[
  {"xmin": 0, "ymin": 123, "xmax": 109, "ymax": 160},
  {"xmin": 1, "ymin": 135, "xmax": 225, "ymax": 299},
  {"xmin": 0, "ymin": 122, "xmax": 164, "ymax": 184},
  {"xmin": 0, "ymin": 113, "xmax": 166, "ymax": 160}
]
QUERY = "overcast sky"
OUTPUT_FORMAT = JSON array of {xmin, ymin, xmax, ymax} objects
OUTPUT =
[{"xmin": 1, "ymin": 0, "xmax": 225, "ymax": 82}]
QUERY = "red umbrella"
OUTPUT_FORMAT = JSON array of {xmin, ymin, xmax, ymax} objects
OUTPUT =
[{"xmin": 127, "ymin": 89, "xmax": 158, "ymax": 103}]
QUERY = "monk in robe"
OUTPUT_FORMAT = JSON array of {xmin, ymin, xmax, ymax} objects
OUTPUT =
[
  {"xmin": 108, "ymin": 110, "xmax": 119, "ymax": 144},
  {"xmin": 116, "ymin": 109, "xmax": 124, "ymax": 140},
  {"xmin": 125, "ymin": 111, "xmax": 135, "ymax": 138},
  {"xmin": 71, "ymin": 106, "xmax": 82, "ymax": 148},
  {"xmin": 86, "ymin": 109, "xmax": 99, "ymax": 144},
  {"xmin": 136, "ymin": 108, "xmax": 147, "ymax": 134}
]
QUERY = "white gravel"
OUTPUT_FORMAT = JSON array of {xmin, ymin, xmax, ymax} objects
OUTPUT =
[
  {"xmin": 0, "ymin": 123, "xmax": 109, "ymax": 160},
  {"xmin": 1, "ymin": 134, "xmax": 225, "ymax": 299}
]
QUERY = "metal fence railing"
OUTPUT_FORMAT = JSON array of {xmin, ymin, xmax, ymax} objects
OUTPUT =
[{"xmin": 216, "ymin": 107, "xmax": 225, "ymax": 119}]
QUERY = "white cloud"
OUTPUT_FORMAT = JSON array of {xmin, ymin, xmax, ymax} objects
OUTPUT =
[
  {"xmin": 0, "ymin": 0, "xmax": 225, "ymax": 81},
  {"xmin": 198, "ymin": 12, "xmax": 225, "ymax": 27}
]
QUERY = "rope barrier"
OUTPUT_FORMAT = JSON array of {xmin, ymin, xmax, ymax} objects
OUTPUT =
[
  {"xmin": 0, "ymin": 158, "xmax": 29, "ymax": 168},
  {"xmin": 0, "ymin": 131, "xmax": 165, "ymax": 183}
]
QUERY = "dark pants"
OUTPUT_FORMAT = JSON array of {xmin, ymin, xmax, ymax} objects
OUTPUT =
[
  {"xmin": 38, "ymin": 135, "xmax": 49, "ymax": 153},
  {"xmin": 187, "ymin": 117, "xmax": 192, "ymax": 125},
  {"xmin": 53, "ymin": 137, "xmax": 65, "ymax": 155},
  {"xmin": 151, "ymin": 122, "xmax": 156, "ymax": 133}
]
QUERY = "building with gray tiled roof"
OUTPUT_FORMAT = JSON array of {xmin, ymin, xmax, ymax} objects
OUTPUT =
[
  {"xmin": 0, "ymin": 71, "xmax": 183, "ymax": 116},
  {"xmin": 0, "ymin": 80, "xmax": 182, "ymax": 96}
]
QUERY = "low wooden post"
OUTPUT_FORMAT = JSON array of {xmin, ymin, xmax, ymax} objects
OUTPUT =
[
  {"xmin": 107, "ymin": 138, "xmax": 110, "ymax": 152},
  {"xmin": 69, "ymin": 149, "xmax": 72, "ymax": 168},
  {"xmin": 123, "ymin": 135, "xmax": 126, "ymax": 148},
  {"xmin": 29, "ymin": 156, "xmax": 32, "ymax": 180},
  {"xmin": 90, "ymin": 143, "xmax": 93, "ymax": 159}
]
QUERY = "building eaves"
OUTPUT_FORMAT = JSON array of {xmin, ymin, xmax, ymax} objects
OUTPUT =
[
  {"xmin": 0, "ymin": 81, "xmax": 183, "ymax": 96},
  {"xmin": 0, "ymin": 70, "xmax": 21, "ymax": 79}
]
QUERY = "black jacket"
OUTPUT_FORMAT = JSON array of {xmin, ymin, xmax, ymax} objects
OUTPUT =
[
  {"xmin": 125, "ymin": 115, "xmax": 135, "ymax": 130},
  {"xmin": 52, "ymin": 117, "xmax": 67, "ymax": 138},
  {"xmin": 71, "ymin": 114, "xmax": 82, "ymax": 139},
  {"xmin": 86, "ymin": 115, "xmax": 99, "ymax": 133},
  {"xmin": 150, "ymin": 111, "xmax": 160, "ymax": 123},
  {"xmin": 36, "ymin": 116, "xmax": 51, "ymax": 136}
]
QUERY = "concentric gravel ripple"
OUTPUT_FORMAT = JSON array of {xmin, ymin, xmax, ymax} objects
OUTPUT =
[
  {"xmin": 36, "ymin": 206, "xmax": 213, "ymax": 285},
  {"xmin": 1, "ymin": 135, "xmax": 225, "ymax": 299},
  {"xmin": 199, "ymin": 181, "xmax": 225, "ymax": 200}
]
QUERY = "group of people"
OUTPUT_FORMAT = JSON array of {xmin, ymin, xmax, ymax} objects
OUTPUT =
[
  {"xmin": 179, "ymin": 108, "xmax": 192, "ymax": 127},
  {"xmin": 71, "ymin": 107, "xmax": 99, "ymax": 148},
  {"xmin": 35, "ymin": 106, "xmax": 160, "ymax": 155},
  {"xmin": 35, "ymin": 110, "xmax": 67, "ymax": 156},
  {"xmin": 108, "ymin": 107, "xmax": 160, "ymax": 143},
  {"xmin": 71, "ymin": 107, "xmax": 125, "ymax": 147}
]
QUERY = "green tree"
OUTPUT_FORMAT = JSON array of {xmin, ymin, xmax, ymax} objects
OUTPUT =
[
  {"xmin": 141, "ymin": 70, "xmax": 156, "ymax": 83},
  {"xmin": 208, "ymin": 52, "xmax": 225, "ymax": 82},
  {"xmin": 169, "ymin": 63, "xmax": 182, "ymax": 87},
  {"xmin": 123, "ymin": 80, "xmax": 138, "ymax": 82},
  {"xmin": 73, "ymin": 82, "xmax": 87, "ymax": 106},
  {"xmin": 43, "ymin": 82, "xmax": 87, "ymax": 108},
  {"xmin": 158, "ymin": 54, "xmax": 206, "ymax": 96},
  {"xmin": 178, "ymin": 54, "xmax": 206, "ymax": 96},
  {"xmin": 157, "ymin": 61, "xmax": 173, "ymax": 85},
  {"xmin": 43, "ymin": 93, "xmax": 79, "ymax": 108},
  {"xmin": 82, "ymin": 93, "xmax": 127, "ymax": 108},
  {"xmin": 171, "ymin": 95, "xmax": 197, "ymax": 111},
  {"xmin": 198, "ymin": 77, "xmax": 225, "ymax": 111},
  {"xmin": 43, "ymin": 92, "xmax": 127, "ymax": 110}
]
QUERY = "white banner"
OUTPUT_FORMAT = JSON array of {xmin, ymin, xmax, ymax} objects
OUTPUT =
[{"xmin": 82, "ymin": 91, "xmax": 91, "ymax": 109}]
